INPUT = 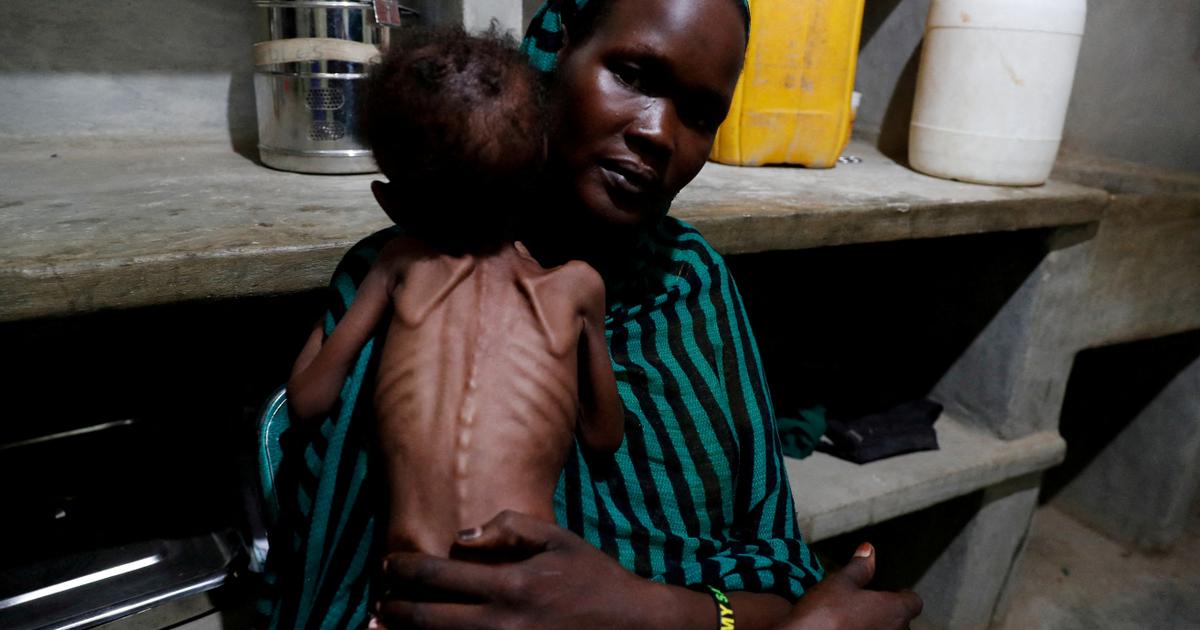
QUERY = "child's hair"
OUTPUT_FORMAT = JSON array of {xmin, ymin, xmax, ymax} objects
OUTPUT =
[{"xmin": 364, "ymin": 26, "xmax": 546, "ymax": 253}]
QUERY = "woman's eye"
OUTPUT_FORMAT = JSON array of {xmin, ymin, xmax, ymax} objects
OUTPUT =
[
  {"xmin": 681, "ymin": 107, "xmax": 721, "ymax": 134},
  {"xmin": 689, "ymin": 115, "xmax": 716, "ymax": 133},
  {"xmin": 612, "ymin": 64, "xmax": 645, "ymax": 91}
]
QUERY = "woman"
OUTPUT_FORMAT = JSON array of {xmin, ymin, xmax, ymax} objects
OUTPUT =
[{"xmin": 260, "ymin": 1, "xmax": 922, "ymax": 628}]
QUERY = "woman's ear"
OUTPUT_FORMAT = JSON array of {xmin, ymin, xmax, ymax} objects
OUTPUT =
[{"xmin": 556, "ymin": 18, "xmax": 573, "ymax": 65}]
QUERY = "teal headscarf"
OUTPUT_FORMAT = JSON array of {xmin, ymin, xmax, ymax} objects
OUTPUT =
[{"xmin": 520, "ymin": 0, "xmax": 751, "ymax": 74}]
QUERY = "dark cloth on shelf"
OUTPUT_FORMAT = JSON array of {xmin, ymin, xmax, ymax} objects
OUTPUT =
[
  {"xmin": 817, "ymin": 399, "xmax": 942, "ymax": 464},
  {"xmin": 777, "ymin": 405, "xmax": 828, "ymax": 459}
]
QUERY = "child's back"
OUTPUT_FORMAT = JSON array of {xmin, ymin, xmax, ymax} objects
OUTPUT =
[
  {"xmin": 286, "ymin": 27, "xmax": 623, "ymax": 557},
  {"xmin": 372, "ymin": 237, "xmax": 617, "ymax": 555}
]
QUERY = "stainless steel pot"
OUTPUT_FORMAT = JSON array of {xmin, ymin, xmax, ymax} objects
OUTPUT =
[{"xmin": 252, "ymin": 0, "xmax": 414, "ymax": 174}]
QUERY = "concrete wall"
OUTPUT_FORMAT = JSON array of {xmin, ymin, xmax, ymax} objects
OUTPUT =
[
  {"xmin": 1050, "ymin": 336, "xmax": 1200, "ymax": 551},
  {"xmin": 412, "ymin": 0, "xmax": 526, "ymax": 36},
  {"xmin": 1062, "ymin": 0, "xmax": 1200, "ymax": 171},
  {"xmin": 11, "ymin": 0, "xmax": 1192, "ymax": 170},
  {"xmin": 0, "ymin": 0, "xmax": 258, "ymax": 142},
  {"xmin": 524, "ymin": 0, "xmax": 545, "ymax": 31},
  {"xmin": 854, "ymin": 0, "xmax": 1200, "ymax": 171},
  {"xmin": 0, "ymin": 0, "xmax": 530, "ymax": 143}
]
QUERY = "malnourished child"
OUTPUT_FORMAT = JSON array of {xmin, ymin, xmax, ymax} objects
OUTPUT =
[{"xmin": 286, "ymin": 27, "xmax": 624, "ymax": 557}]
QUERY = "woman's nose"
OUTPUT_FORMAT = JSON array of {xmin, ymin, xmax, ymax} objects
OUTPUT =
[{"xmin": 627, "ymin": 98, "xmax": 675, "ymax": 165}]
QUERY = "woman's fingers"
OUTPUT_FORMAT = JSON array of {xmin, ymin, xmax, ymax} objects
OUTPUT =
[
  {"xmin": 377, "ymin": 600, "xmax": 498, "ymax": 630},
  {"xmin": 452, "ymin": 510, "xmax": 570, "ymax": 557},
  {"xmin": 895, "ymin": 589, "xmax": 924, "ymax": 618},
  {"xmin": 838, "ymin": 543, "xmax": 921, "ymax": 617},
  {"xmin": 834, "ymin": 543, "xmax": 877, "ymax": 588},
  {"xmin": 380, "ymin": 552, "xmax": 509, "ymax": 603}
]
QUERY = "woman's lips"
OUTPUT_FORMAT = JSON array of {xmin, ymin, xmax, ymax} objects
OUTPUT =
[{"xmin": 599, "ymin": 159, "xmax": 659, "ymax": 197}]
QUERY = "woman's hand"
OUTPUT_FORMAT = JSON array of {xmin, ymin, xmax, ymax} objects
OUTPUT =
[
  {"xmin": 774, "ymin": 543, "xmax": 923, "ymax": 630},
  {"xmin": 374, "ymin": 510, "xmax": 686, "ymax": 629}
]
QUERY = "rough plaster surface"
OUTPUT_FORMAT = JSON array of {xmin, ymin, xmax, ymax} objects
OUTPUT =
[
  {"xmin": 1074, "ymin": 195, "xmax": 1200, "ymax": 345},
  {"xmin": 0, "ymin": 1, "xmax": 255, "ymax": 73},
  {"xmin": 0, "ymin": 137, "xmax": 1104, "ymax": 322},
  {"xmin": 851, "ymin": 0, "xmax": 1200, "ymax": 171},
  {"xmin": 854, "ymin": 0, "xmax": 930, "ymax": 148},
  {"xmin": 786, "ymin": 417, "xmax": 1063, "ymax": 543},
  {"xmin": 930, "ymin": 155, "xmax": 1200, "ymax": 444},
  {"xmin": 414, "ymin": 0, "xmax": 525, "ymax": 36},
  {"xmin": 0, "ymin": 0, "xmax": 257, "ymax": 141},
  {"xmin": 1055, "ymin": 355, "xmax": 1200, "ymax": 551},
  {"xmin": 463, "ymin": 0, "xmax": 524, "ymax": 35},
  {"xmin": 0, "ymin": 0, "xmax": 526, "ymax": 142},
  {"xmin": 932, "ymin": 225, "xmax": 1098, "ymax": 439},
  {"xmin": 913, "ymin": 474, "xmax": 1040, "ymax": 630},
  {"xmin": 0, "ymin": 73, "xmax": 255, "ymax": 140},
  {"xmin": 1054, "ymin": 151, "xmax": 1200, "ymax": 196},
  {"xmin": 1061, "ymin": 0, "xmax": 1200, "ymax": 171},
  {"xmin": 998, "ymin": 505, "xmax": 1200, "ymax": 630}
]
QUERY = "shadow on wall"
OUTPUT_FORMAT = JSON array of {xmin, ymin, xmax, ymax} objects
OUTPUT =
[
  {"xmin": 229, "ymin": 67, "xmax": 259, "ymax": 162},
  {"xmin": 875, "ymin": 44, "xmax": 921, "ymax": 166},
  {"xmin": 853, "ymin": 0, "xmax": 928, "ymax": 165},
  {"xmin": 1041, "ymin": 330, "xmax": 1200, "ymax": 504},
  {"xmin": 812, "ymin": 476, "xmax": 1022, "ymax": 591},
  {"xmin": 728, "ymin": 228, "xmax": 1050, "ymax": 422},
  {"xmin": 0, "ymin": 0, "xmax": 256, "ymax": 73},
  {"xmin": 859, "ymin": 0, "xmax": 908, "ymax": 49}
]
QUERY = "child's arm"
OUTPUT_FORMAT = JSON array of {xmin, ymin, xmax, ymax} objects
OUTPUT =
[
  {"xmin": 287, "ymin": 258, "xmax": 400, "ymax": 422},
  {"xmin": 518, "ymin": 257, "xmax": 624, "ymax": 453},
  {"xmin": 291, "ymin": 320, "xmax": 326, "ymax": 380},
  {"xmin": 575, "ymin": 268, "xmax": 624, "ymax": 455}
]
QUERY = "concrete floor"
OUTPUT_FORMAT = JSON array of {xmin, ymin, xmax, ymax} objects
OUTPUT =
[{"xmin": 997, "ymin": 502, "xmax": 1200, "ymax": 630}]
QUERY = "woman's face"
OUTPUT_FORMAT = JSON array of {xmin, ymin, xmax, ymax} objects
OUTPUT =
[{"xmin": 552, "ymin": 0, "xmax": 747, "ymax": 228}]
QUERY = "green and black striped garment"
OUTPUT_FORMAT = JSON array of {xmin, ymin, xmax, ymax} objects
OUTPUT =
[
  {"xmin": 256, "ymin": 219, "xmax": 824, "ymax": 628},
  {"xmin": 257, "ymin": 1, "xmax": 822, "ymax": 627}
]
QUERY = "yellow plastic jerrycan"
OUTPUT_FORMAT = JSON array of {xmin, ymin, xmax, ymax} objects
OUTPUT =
[{"xmin": 711, "ymin": 0, "xmax": 866, "ymax": 168}]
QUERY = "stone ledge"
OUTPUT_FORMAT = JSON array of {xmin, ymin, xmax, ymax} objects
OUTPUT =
[
  {"xmin": 0, "ymin": 136, "xmax": 1107, "ymax": 322},
  {"xmin": 788, "ymin": 415, "xmax": 1066, "ymax": 543},
  {"xmin": 1053, "ymin": 151, "xmax": 1200, "ymax": 197}
]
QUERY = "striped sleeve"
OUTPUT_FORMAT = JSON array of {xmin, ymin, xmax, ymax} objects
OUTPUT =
[
  {"xmin": 672, "ymin": 223, "xmax": 824, "ymax": 601},
  {"xmin": 258, "ymin": 227, "xmax": 400, "ymax": 630}
]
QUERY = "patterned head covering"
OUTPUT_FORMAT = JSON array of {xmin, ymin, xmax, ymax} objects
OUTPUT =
[{"xmin": 520, "ymin": 0, "xmax": 751, "ymax": 74}]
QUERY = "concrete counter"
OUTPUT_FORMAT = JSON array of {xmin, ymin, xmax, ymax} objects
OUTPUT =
[
  {"xmin": 788, "ymin": 416, "xmax": 1066, "ymax": 543},
  {"xmin": 0, "ymin": 137, "xmax": 1107, "ymax": 322}
]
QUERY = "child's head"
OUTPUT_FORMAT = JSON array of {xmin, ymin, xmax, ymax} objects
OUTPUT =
[{"xmin": 364, "ymin": 26, "xmax": 545, "ymax": 252}]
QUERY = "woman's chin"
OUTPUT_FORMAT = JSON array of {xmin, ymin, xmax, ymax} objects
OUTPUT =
[
  {"xmin": 593, "ymin": 205, "xmax": 650, "ymax": 230},
  {"xmin": 582, "ymin": 188, "xmax": 668, "ymax": 231}
]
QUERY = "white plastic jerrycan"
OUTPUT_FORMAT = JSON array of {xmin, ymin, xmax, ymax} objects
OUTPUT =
[{"xmin": 909, "ymin": 0, "xmax": 1087, "ymax": 186}]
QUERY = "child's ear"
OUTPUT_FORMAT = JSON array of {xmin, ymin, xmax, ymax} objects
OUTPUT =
[{"xmin": 372, "ymin": 180, "xmax": 404, "ymax": 225}]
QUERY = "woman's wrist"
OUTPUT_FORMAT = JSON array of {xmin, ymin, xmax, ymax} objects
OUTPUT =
[
  {"xmin": 642, "ymin": 581, "xmax": 717, "ymax": 630},
  {"xmin": 639, "ymin": 582, "xmax": 790, "ymax": 630}
]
